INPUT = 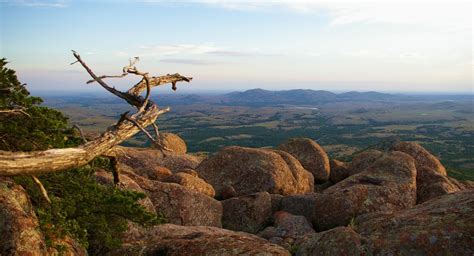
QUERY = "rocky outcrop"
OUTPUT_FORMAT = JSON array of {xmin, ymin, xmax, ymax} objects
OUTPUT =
[
  {"xmin": 314, "ymin": 181, "xmax": 333, "ymax": 193},
  {"xmin": 270, "ymin": 194, "xmax": 284, "ymax": 213},
  {"xmin": 355, "ymin": 190, "xmax": 474, "ymax": 255},
  {"xmin": 0, "ymin": 177, "xmax": 86, "ymax": 256},
  {"xmin": 47, "ymin": 236, "xmax": 88, "ymax": 256},
  {"xmin": 176, "ymin": 168, "xmax": 199, "ymax": 177},
  {"xmin": 280, "ymin": 193, "xmax": 320, "ymax": 221},
  {"xmin": 196, "ymin": 146, "xmax": 314, "ymax": 197},
  {"xmin": 0, "ymin": 177, "xmax": 46, "ymax": 256},
  {"xmin": 312, "ymin": 151, "xmax": 417, "ymax": 231},
  {"xmin": 348, "ymin": 149, "xmax": 383, "ymax": 174},
  {"xmin": 295, "ymin": 227, "xmax": 365, "ymax": 256},
  {"xmin": 163, "ymin": 170, "xmax": 216, "ymax": 197},
  {"xmin": 297, "ymin": 190, "xmax": 474, "ymax": 255},
  {"xmin": 416, "ymin": 166, "xmax": 463, "ymax": 203},
  {"xmin": 259, "ymin": 211, "xmax": 315, "ymax": 250},
  {"xmin": 113, "ymin": 168, "xmax": 222, "ymax": 227},
  {"xmin": 143, "ymin": 181, "xmax": 222, "ymax": 227},
  {"xmin": 95, "ymin": 169, "xmax": 156, "ymax": 212},
  {"xmin": 391, "ymin": 141, "xmax": 447, "ymax": 176},
  {"xmin": 277, "ymin": 138, "xmax": 330, "ymax": 183},
  {"xmin": 158, "ymin": 132, "xmax": 187, "ymax": 154},
  {"xmin": 107, "ymin": 224, "xmax": 291, "ymax": 256},
  {"xmin": 328, "ymin": 159, "xmax": 350, "ymax": 183},
  {"xmin": 115, "ymin": 146, "xmax": 203, "ymax": 173},
  {"xmin": 222, "ymin": 192, "xmax": 272, "ymax": 233}
]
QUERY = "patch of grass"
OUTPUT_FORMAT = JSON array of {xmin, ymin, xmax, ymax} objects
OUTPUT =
[
  {"xmin": 347, "ymin": 216, "xmax": 357, "ymax": 229},
  {"xmin": 447, "ymin": 168, "xmax": 474, "ymax": 181},
  {"xmin": 288, "ymin": 244, "xmax": 299, "ymax": 255}
]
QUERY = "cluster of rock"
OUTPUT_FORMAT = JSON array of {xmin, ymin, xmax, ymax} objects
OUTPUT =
[{"xmin": 1, "ymin": 134, "xmax": 473, "ymax": 255}]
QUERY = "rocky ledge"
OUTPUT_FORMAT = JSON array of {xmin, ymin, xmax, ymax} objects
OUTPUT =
[{"xmin": 1, "ymin": 134, "xmax": 473, "ymax": 255}]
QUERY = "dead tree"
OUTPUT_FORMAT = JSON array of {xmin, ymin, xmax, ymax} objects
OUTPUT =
[{"xmin": 0, "ymin": 51, "xmax": 192, "ymax": 176}]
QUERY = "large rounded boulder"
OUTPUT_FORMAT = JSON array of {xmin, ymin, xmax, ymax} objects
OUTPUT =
[
  {"xmin": 158, "ymin": 132, "xmax": 187, "ymax": 154},
  {"xmin": 107, "ymin": 224, "xmax": 291, "ymax": 255},
  {"xmin": 163, "ymin": 169, "xmax": 216, "ymax": 197},
  {"xmin": 296, "ymin": 190, "xmax": 474, "ymax": 255},
  {"xmin": 355, "ymin": 190, "xmax": 474, "ymax": 255},
  {"xmin": 145, "ymin": 181, "xmax": 222, "ymax": 227},
  {"xmin": 196, "ymin": 146, "xmax": 314, "ymax": 198},
  {"xmin": 117, "ymin": 169, "xmax": 223, "ymax": 227},
  {"xmin": 312, "ymin": 151, "xmax": 417, "ymax": 231},
  {"xmin": 114, "ymin": 146, "xmax": 202, "ymax": 173},
  {"xmin": 416, "ymin": 166, "xmax": 465, "ymax": 203},
  {"xmin": 295, "ymin": 227, "xmax": 364, "ymax": 256},
  {"xmin": 279, "ymin": 193, "xmax": 320, "ymax": 221},
  {"xmin": 222, "ymin": 192, "xmax": 272, "ymax": 233},
  {"xmin": 277, "ymin": 138, "xmax": 330, "ymax": 183},
  {"xmin": 259, "ymin": 211, "xmax": 315, "ymax": 250},
  {"xmin": 0, "ymin": 177, "xmax": 47, "ymax": 255},
  {"xmin": 329, "ymin": 159, "xmax": 350, "ymax": 183},
  {"xmin": 0, "ymin": 177, "xmax": 87, "ymax": 256},
  {"xmin": 391, "ymin": 141, "xmax": 447, "ymax": 176},
  {"xmin": 348, "ymin": 149, "xmax": 383, "ymax": 174}
]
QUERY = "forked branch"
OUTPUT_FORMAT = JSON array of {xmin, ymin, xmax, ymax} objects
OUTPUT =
[{"xmin": 0, "ymin": 52, "xmax": 192, "ymax": 176}]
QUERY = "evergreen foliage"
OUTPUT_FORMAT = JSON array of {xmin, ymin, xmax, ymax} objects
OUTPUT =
[
  {"xmin": 0, "ymin": 58, "xmax": 82, "ymax": 151},
  {"xmin": 1, "ymin": 59, "xmax": 164, "ymax": 254},
  {"xmin": 14, "ymin": 158, "xmax": 164, "ymax": 254}
]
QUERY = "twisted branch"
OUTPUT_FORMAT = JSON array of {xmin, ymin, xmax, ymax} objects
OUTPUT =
[{"xmin": 0, "ymin": 51, "xmax": 192, "ymax": 176}]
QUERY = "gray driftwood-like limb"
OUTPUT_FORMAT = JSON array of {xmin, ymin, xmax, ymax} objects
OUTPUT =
[
  {"xmin": 72, "ymin": 124, "xmax": 87, "ymax": 142},
  {"xmin": 32, "ymin": 176, "xmax": 51, "ymax": 204},
  {"xmin": 152, "ymin": 123, "xmax": 160, "ymax": 138},
  {"xmin": 0, "ymin": 52, "xmax": 191, "ymax": 176},
  {"xmin": 123, "ymin": 115, "xmax": 159, "ymax": 143},
  {"xmin": 0, "ymin": 108, "xmax": 31, "ymax": 117},
  {"xmin": 128, "ymin": 73, "xmax": 192, "ymax": 96},
  {"xmin": 86, "ymin": 57, "xmax": 140, "ymax": 84},
  {"xmin": 123, "ymin": 113, "xmax": 172, "ymax": 152}
]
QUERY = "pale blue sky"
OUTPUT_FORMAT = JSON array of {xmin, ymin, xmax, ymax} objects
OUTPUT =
[{"xmin": 0, "ymin": 0, "xmax": 472, "ymax": 93}]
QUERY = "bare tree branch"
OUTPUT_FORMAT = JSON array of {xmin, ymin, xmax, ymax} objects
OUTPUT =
[
  {"xmin": 0, "ymin": 108, "xmax": 31, "ymax": 117},
  {"xmin": 125, "ymin": 112, "xmax": 172, "ymax": 151},
  {"xmin": 72, "ymin": 124, "xmax": 87, "ymax": 142},
  {"xmin": 0, "ymin": 52, "xmax": 192, "ymax": 176},
  {"xmin": 86, "ymin": 57, "xmax": 141, "ymax": 84},
  {"xmin": 71, "ymin": 50, "xmax": 143, "ymax": 108},
  {"xmin": 123, "ymin": 116, "xmax": 157, "ymax": 143},
  {"xmin": 152, "ymin": 123, "xmax": 160, "ymax": 139},
  {"xmin": 32, "ymin": 176, "xmax": 51, "ymax": 204},
  {"xmin": 128, "ymin": 74, "xmax": 192, "ymax": 96}
]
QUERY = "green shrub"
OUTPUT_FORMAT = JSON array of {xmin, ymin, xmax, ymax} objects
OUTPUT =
[
  {"xmin": 1, "ymin": 58, "xmax": 164, "ymax": 254},
  {"xmin": 14, "ymin": 158, "xmax": 165, "ymax": 254}
]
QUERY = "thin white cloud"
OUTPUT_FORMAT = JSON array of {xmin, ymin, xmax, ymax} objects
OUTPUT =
[
  {"xmin": 139, "ymin": 43, "xmax": 220, "ymax": 56},
  {"xmin": 6, "ymin": 0, "xmax": 67, "ymax": 8},
  {"xmin": 208, "ymin": 50, "xmax": 282, "ymax": 57},
  {"xmin": 117, "ymin": 43, "xmax": 278, "ymax": 59},
  {"xmin": 170, "ymin": 0, "xmax": 471, "ymax": 30},
  {"xmin": 160, "ymin": 58, "xmax": 228, "ymax": 65}
]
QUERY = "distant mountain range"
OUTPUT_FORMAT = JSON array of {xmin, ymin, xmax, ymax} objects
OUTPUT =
[
  {"xmin": 41, "ymin": 88, "xmax": 472, "ymax": 108},
  {"xmin": 152, "ymin": 88, "xmax": 408, "ymax": 106},
  {"xmin": 219, "ymin": 89, "xmax": 404, "ymax": 105}
]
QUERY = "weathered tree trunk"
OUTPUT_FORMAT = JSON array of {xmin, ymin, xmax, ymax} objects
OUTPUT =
[{"xmin": 0, "ymin": 51, "xmax": 192, "ymax": 176}]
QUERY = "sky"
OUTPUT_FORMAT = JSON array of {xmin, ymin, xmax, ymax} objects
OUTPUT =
[{"xmin": 0, "ymin": 0, "xmax": 472, "ymax": 94}]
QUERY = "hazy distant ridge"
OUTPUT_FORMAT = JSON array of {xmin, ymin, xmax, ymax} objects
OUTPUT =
[{"xmin": 219, "ymin": 88, "xmax": 402, "ymax": 105}]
